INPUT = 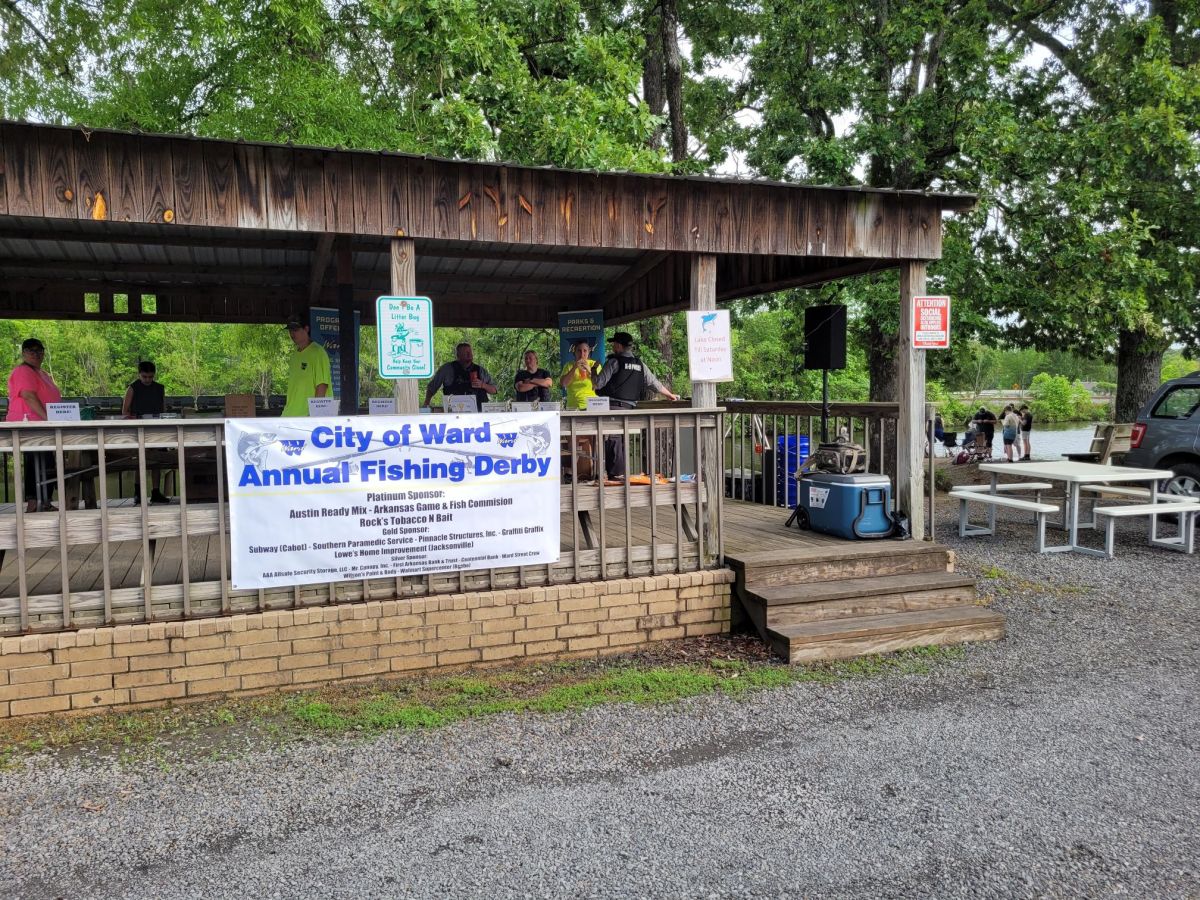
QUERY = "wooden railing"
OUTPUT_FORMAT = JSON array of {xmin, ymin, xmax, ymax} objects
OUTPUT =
[
  {"xmin": 722, "ymin": 400, "xmax": 935, "ymax": 538},
  {"xmin": 0, "ymin": 410, "xmax": 723, "ymax": 635}
]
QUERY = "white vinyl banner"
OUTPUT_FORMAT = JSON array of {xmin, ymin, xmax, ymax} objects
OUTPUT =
[{"xmin": 225, "ymin": 413, "xmax": 561, "ymax": 589}]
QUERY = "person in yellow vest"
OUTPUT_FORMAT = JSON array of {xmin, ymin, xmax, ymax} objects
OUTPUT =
[
  {"xmin": 559, "ymin": 339, "xmax": 601, "ymax": 410},
  {"xmin": 282, "ymin": 315, "xmax": 332, "ymax": 417}
]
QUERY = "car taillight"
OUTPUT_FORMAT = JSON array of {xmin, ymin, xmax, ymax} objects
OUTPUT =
[{"xmin": 1131, "ymin": 423, "xmax": 1146, "ymax": 448}]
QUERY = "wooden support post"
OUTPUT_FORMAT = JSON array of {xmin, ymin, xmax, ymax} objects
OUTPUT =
[
  {"xmin": 335, "ymin": 245, "xmax": 357, "ymax": 415},
  {"xmin": 390, "ymin": 237, "xmax": 419, "ymax": 414},
  {"xmin": 898, "ymin": 261, "xmax": 927, "ymax": 541},
  {"xmin": 689, "ymin": 254, "xmax": 720, "ymax": 560}
]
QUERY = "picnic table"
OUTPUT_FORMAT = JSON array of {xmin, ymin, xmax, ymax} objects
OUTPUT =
[{"xmin": 978, "ymin": 460, "xmax": 1182, "ymax": 557}]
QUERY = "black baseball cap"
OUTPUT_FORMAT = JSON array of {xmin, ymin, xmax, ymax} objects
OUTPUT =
[
  {"xmin": 285, "ymin": 315, "xmax": 306, "ymax": 331},
  {"xmin": 611, "ymin": 331, "xmax": 635, "ymax": 346},
  {"xmin": 21, "ymin": 338, "xmax": 45, "ymax": 352}
]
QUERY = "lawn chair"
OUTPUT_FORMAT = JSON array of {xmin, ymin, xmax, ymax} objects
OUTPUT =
[{"xmin": 953, "ymin": 432, "xmax": 992, "ymax": 465}]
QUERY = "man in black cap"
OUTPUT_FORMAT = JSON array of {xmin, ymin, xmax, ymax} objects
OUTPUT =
[
  {"xmin": 282, "ymin": 314, "xmax": 332, "ymax": 417},
  {"xmin": 594, "ymin": 331, "xmax": 679, "ymax": 478}
]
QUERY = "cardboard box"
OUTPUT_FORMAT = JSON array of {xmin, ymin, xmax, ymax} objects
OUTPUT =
[{"xmin": 224, "ymin": 394, "xmax": 257, "ymax": 418}]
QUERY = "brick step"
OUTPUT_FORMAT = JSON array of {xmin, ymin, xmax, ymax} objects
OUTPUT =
[
  {"xmin": 769, "ymin": 607, "xmax": 1005, "ymax": 665},
  {"xmin": 754, "ymin": 573, "xmax": 979, "ymax": 628}
]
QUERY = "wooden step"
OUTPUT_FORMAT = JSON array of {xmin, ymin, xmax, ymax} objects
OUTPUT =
[
  {"xmin": 728, "ymin": 543, "xmax": 952, "ymax": 588},
  {"xmin": 769, "ymin": 607, "xmax": 1005, "ymax": 664},
  {"xmin": 754, "ymin": 573, "xmax": 979, "ymax": 628}
]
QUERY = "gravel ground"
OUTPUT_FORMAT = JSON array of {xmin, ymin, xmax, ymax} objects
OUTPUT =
[{"xmin": 1, "ymin": 500, "xmax": 1197, "ymax": 899}]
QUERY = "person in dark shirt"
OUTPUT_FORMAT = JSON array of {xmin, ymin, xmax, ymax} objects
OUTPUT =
[
  {"xmin": 1019, "ymin": 405, "xmax": 1034, "ymax": 461},
  {"xmin": 513, "ymin": 349, "xmax": 552, "ymax": 403},
  {"xmin": 972, "ymin": 406, "xmax": 997, "ymax": 450},
  {"xmin": 122, "ymin": 361, "xmax": 169, "ymax": 503},
  {"xmin": 123, "ymin": 360, "xmax": 166, "ymax": 419}
]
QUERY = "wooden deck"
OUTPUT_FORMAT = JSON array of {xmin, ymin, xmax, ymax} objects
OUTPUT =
[
  {"xmin": 721, "ymin": 499, "xmax": 850, "ymax": 555},
  {"xmin": 0, "ymin": 499, "xmax": 851, "ymax": 599}
]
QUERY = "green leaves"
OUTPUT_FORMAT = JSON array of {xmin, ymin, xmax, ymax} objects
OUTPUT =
[{"xmin": 2, "ymin": 0, "xmax": 667, "ymax": 171}]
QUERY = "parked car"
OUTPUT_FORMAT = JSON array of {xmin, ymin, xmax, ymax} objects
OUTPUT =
[{"xmin": 1122, "ymin": 371, "xmax": 1200, "ymax": 498}]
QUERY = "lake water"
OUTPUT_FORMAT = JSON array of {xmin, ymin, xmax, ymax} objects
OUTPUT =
[{"xmin": 943, "ymin": 422, "xmax": 1101, "ymax": 460}]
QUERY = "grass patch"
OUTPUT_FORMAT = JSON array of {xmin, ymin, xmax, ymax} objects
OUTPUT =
[{"xmin": 0, "ymin": 646, "xmax": 965, "ymax": 768}]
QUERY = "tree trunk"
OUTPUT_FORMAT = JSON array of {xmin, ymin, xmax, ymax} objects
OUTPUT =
[
  {"xmin": 642, "ymin": 9, "xmax": 665, "ymax": 150},
  {"xmin": 637, "ymin": 315, "xmax": 675, "ymax": 392},
  {"xmin": 660, "ymin": 0, "xmax": 687, "ymax": 163},
  {"xmin": 1115, "ymin": 327, "xmax": 1164, "ymax": 423},
  {"xmin": 867, "ymin": 320, "xmax": 898, "ymax": 402},
  {"xmin": 867, "ymin": 320, "xmax": 898, "ymax": 476},
  {"xmin": 657, "ymin": 314, "xmax": 674, "ymax": 389}
]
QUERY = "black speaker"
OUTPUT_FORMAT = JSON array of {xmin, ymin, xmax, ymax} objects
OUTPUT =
[{"xmin": 804, "ymin": 304, "xmax": 847, "ymax": 370}]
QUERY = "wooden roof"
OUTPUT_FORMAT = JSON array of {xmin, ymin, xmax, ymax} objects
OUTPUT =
[{"xmin": 0, "ymin": 121, "xmax": 975, "ymax": 328}]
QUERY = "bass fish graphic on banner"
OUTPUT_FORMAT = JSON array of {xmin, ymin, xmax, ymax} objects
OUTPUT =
[{"xmin": 224, "ymin": 413, "xmax": 561, "ymax": 589}]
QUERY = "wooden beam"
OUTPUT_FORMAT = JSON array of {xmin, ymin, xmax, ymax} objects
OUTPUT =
[
  {"xmin": 335, "ymin": 242, "xmax": 357, "ymax": 413},
  {"xmin": 0, "ymin": 225, "xmax": 325, "ymax": 252},
  {"xmin": 897, "ymin": 261, "xmax": 927, "ymax": 541},
  {"xmin": 0, "ymin": 258, "xmax": 312, "ymax": 279},
  {"xmin": 689, "ymin": 253, "xmax": 720, "ymax": 565},
  {"xmin": 390, "ymin": 238, "xmax": 419, "ymax": 413},
  {"xmin": 715, "ymin": 259, "xmax": 893, "ymax": 302},
  {"xmin": 416, "ymin": 245, "xmax": 635, "ymax": 268},
  {"xmin": 600, "ymin": 251, "xmax": 670, "ymax": 306},
  {"xmin": 308, "ymin": 233, "xmax": 335, "ymax": 306}
]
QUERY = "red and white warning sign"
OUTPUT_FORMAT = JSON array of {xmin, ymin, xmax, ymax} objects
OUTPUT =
[{"xmin": 912, "ymin": 295, "xmax": 951, "ymax": 349}]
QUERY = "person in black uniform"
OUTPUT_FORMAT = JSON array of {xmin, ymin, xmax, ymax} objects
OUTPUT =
[
  {"xmin": 594, "ymin": 331, "xmax": 679, "ymax": 479},
  {"xmin": 422, "ymin": 342, "xmax": 498, "ymax": 410},
  {"xmin": 122, "ymin": 361, "xmax": 169, "ymax": 503},
  {"xmin": 513, "ymin": 349, "xmax": 552, "ymax": 403}
]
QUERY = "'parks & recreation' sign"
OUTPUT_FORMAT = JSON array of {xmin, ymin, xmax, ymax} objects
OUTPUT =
[{"xmin": 225, "ymin": 413, "xmax": 560, "ymax": 589}]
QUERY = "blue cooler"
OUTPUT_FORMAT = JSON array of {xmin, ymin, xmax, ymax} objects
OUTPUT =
[{"xmin": 796, "ymin": 473, "xmax": 893, "ymax": 540}]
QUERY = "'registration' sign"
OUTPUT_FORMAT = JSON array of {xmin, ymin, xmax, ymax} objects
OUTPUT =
[
  {"xmin": 912, "ymin": 295, "xmax": 951, "ymax": 349},
  {"xmin": 225, "ymin": 413, "xmax": 560, "ymax": 589},
  {"xmin": 686, "ymin": 309, "xmax": 733, "ymax": 382}
]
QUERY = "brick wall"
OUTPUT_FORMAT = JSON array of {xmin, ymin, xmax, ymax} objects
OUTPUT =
[{"xmin": 0, "ymin": 571, "xmax": 734, "ymax": 720}]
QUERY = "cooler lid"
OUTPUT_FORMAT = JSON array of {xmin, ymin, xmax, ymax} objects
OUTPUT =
[{"xmin": 802, "ymin": 473, "xmax": 891, "ymax": 486}]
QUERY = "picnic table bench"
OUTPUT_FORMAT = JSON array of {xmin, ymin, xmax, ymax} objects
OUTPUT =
[{"xmin": 949, "ymin": 489, "xmax": 1062, "ymax": 552}]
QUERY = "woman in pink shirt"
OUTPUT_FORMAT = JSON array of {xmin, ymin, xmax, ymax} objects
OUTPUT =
[{"xmin": 7, "ymin": 338, "xmax": 62, "ymax": 511}]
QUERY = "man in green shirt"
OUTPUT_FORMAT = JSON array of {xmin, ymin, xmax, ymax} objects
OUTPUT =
[{"xmin": 282, "ymin": 315, "xmax": 332, "ymax": 417}]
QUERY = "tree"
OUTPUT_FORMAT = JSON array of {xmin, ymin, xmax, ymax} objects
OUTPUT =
[
  {"xmin": 154, "ymin": 323, "xmax": 222, "ymax": 407},
  {"xmin": 722, "ymin": 0, "xmax": 1016, "ymax": 403},
  {"xmin": 975, "ymin": 1, "xmax": 1200, "ymax": 421},
  {"xmin": 0, "ymin": 0, "xmax": 667, "ymax": 171},
  {"xmin": 222, "ymin": 325, "xmax": 290, "ymax": 408}
]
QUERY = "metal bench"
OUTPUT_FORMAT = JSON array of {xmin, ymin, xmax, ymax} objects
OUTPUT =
[
  {"xmin": 955, "ymin": 481, "xmax": 1054, "ymax": 496},
  {"xmin": 955, "ymin": 482, "xmax": 1061, "ymax": 526},
  {"xmin": 1092, "ymin": 502, "xmax": 1200, "ymax": 558},
  {"xmin": 949, "ymin": 489, "xmax": 1062, "ymax": 552},
  {"xmin": 1076, "ymin": 484, "xmax": 1191, "ymax": 528}
]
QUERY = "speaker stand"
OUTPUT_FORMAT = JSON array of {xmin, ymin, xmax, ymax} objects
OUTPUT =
[{"xmin": 821, "ymin": 368, "xmax": 830, "ymax": 443}]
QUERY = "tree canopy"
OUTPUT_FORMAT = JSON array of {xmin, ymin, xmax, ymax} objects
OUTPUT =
[{"xmin": 1, "ymin": 0, "xmax": 1197, "ymax": 419}]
